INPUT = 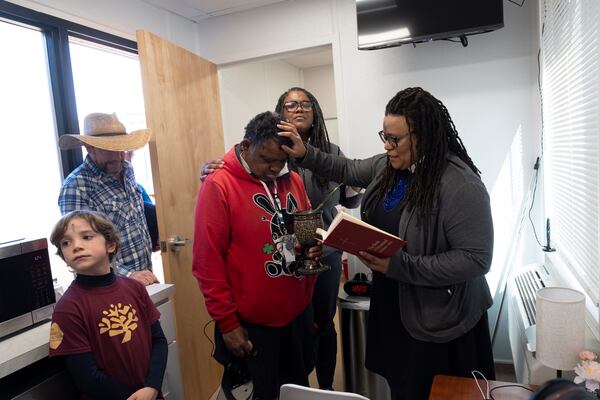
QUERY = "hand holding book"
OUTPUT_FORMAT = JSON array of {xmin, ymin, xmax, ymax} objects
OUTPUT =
[{"xmin": 316, "ymin": 210, "xmax": 406, "ymax": 258}]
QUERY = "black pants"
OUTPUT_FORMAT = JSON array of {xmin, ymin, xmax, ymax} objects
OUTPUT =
[
  {"xmin": 386, "ymin": 314, "xmax": 495, "ymax": 400},
  {"xmin": 214, "ymin": 307, "xmax": 315, "ymax": 400},
  {"xmin": 311, "ymin": 252, "xmax": 342, "ymax": 389},
  {"xmin": 366, "ymin": 272, "xmax": 496, "ymax": 400}
]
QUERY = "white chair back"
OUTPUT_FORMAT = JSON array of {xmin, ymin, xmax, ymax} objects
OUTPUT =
[{"xmin": 279, "ymin": 384, "xmax": 370, "ymax": 400}]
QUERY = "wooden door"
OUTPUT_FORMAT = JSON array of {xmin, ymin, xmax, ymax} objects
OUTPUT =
[{"xmin": 137, "ymin": 30, "xmax": 225, "ymax": 399}]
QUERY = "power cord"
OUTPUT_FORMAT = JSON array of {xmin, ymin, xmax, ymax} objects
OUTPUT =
[
  {"xmin": 489, "ymin": 384, "xmax": 534, "ymax": 400},
  {"xmin": 471, "ymin": 370, "xmax": 534, "ymax": 400},
  {"xmin": 471, "ymin": 370, "xmax": 490, "ymax": 399},
  {"xmin": 202, "ymin": 320, "xmax": 255, "ymax": 400},
  {"xmin": 528, "ymin": 157, "xmax": 543, "ymax": 248},
  {"xmin": 527, "ymin": 157, "xmax": 556, "ymax": 252},
  {"xmin": 203, "ymin": 318, "xmax": 216, "ymax": 356}
]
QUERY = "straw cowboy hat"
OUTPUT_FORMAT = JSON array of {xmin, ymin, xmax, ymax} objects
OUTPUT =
[{"xmin": 58, "ymin": 113, "xmax": 151, "ymax": 151}]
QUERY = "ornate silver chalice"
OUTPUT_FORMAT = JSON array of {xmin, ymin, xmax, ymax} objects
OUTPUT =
[{"xmin": 293, "ymin": 209, "xmax": 330, "ymax": 275}]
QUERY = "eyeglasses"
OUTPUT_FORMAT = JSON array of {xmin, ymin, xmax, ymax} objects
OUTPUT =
[
  {"xmin": 378, "ymin": 130, "xmax": 410, "ymax": 148},
  {"xmin": 283, "ymin": 100, "xmax": 314, "ymax": 112}
]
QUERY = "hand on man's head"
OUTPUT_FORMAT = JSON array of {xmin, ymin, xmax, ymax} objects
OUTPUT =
[{"xmin": 277, "ymin": 121, "xmax": 307, "ymax": 159}]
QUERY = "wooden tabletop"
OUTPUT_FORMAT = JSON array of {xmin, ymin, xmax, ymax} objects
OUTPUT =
[{"xmin": 429, "ymin": 374, "xmax": 536, "ymax": 400}]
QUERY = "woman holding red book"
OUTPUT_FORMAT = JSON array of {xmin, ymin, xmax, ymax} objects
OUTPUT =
[{"xmin": 279, "ymin": 87, "xmax": 495, "ymax": 400}]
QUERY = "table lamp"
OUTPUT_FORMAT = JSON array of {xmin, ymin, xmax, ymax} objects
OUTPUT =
[{"xmin": 536, "ymin": 287, "xmax": 585, "ymax": 378}]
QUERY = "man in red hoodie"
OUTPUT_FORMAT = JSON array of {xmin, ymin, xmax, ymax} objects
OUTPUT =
[{"xmin": 193, "ymin": 111, "xmax": 320, "ymax": 399}]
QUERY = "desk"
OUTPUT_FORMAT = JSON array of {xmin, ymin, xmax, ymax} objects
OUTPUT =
[{"xmin": 429, "ymin": 375, "xmax": 536, "ymax": 400}]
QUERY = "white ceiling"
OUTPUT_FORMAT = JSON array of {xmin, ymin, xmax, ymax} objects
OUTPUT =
[{"xmin": 142, "ymin": 0, "xmax": 289, "ymax": 21}]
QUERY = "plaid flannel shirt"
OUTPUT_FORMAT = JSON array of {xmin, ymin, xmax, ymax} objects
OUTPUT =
[{"xmin": 58, "ymin": 156, "xmax": 153, "ymax": 276}]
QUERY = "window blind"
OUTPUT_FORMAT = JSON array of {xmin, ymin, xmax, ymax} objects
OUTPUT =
[{"xmin": 542, "ymin": 0, "xmax": 600, "ymax": 303}]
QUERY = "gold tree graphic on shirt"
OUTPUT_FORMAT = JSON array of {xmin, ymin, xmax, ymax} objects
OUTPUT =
[{"xmin": 98, "ymin": 303, "xmax": 139, "ymax": 343}]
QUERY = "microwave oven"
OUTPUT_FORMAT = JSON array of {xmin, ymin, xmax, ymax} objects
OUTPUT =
[{"xmin": 0, "ymin": 238, "xmax": 56, "ymax": 339}]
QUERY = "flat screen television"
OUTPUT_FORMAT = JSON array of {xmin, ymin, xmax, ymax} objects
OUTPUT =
[{"xmin": 356, "ymin": 0, "xmax": 504, "ymax": 50}]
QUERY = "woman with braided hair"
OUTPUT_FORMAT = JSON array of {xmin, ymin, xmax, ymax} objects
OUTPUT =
[
  {"xmin": 279, "ymin": 87, "xmax": 495, "ymax": 399},
  {"xmin": 274, "ymin": 88, "xmax": 362, "ymax": 391}
]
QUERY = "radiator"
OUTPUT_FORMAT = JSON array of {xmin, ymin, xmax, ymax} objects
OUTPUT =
[{"xmin": 507, "ymin": 264, "xmax": 556, "ymax": 384}]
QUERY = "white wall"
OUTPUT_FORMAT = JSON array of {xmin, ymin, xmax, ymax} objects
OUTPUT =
[
  {"xmin": 303, "ymin": 64, "xmax": 339, "ymax": 144},
  {"xmin": 7, "ymin": 0, "xmax": 199, "ymax": 54},
  {"xmin": 303, "ymin": 65, "xmax": 337, "ymax": 119},
  {"xmin": 219, "ymin": 60, "xmax": 302, "ymax": 149},
  {"xmin": 196, "ymin": 0, "xmax": 336, "ymax": 64}
]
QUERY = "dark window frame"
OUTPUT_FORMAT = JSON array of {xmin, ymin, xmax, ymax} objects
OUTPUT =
[{"xmin": 0, "ymin": 2, "xmax": 138, "ymax": 176}]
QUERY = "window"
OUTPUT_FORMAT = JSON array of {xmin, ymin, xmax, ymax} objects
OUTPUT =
[
  {"xmin": 0, "ymin": 19, "xmax": 68, "ymax": 284},
  {"xmin": 69, "ymin": 38, "xmax": 154, "ymax": 193},
  {"xmin": 542, "ymin": 0, "xmax": 600, "ymax": 303}
]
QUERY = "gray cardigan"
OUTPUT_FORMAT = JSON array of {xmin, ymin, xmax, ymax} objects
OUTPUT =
[
  {"xmin": 300, "ymin": 145, "xmax": 493, "ymax": 342},
  {"xmin": 292, "ymin": 142, "xmax": 362, "ymax": 257}
]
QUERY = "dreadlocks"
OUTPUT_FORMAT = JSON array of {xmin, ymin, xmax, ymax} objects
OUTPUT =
[
  {"xmin": 275, "ymin": 87, "xmax": 331, "ymax": 190},
  {"xmin": 376, "ymin": 87, "xmax": 481, "ymax": 216}
]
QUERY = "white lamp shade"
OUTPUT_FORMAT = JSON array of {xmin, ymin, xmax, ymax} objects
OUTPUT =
[{"xmin": 536, "ymin": 287, "xmax": 585, "ymax": 371}]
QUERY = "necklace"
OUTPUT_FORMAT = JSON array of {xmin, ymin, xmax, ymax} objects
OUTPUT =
[{"xmin": 383, "ymin": 173, "xmax": 411, "ymax": 211}]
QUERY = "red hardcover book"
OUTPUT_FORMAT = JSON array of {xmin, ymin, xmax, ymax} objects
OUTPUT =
[{"xmin": 316, "ymin": 210, "xmax": 406, "ymax": 258}]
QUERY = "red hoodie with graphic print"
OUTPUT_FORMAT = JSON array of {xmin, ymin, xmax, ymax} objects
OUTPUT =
[{"xmin": 192, "ymin": 145, "xmax": 315, "ymax": 333}]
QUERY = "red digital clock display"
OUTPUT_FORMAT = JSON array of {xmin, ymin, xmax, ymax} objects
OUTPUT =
[
  {"xmin": 351, "ymin": 284, "xmax": 369, "ymax": 294},
  {"xmin": 344, "ymin": 279, "xmax": 371, "ymax": 297}
]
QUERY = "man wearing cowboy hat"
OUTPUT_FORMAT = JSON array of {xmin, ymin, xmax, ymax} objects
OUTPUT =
[{"xmin": 57, "ymin": 113, "xmax": 158, "ymax": 286}]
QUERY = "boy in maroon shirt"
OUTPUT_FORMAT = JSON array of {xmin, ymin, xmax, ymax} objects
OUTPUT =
[{"xmin": 49, "ymin": 210, "xmax": 167, "ymax": 400}]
